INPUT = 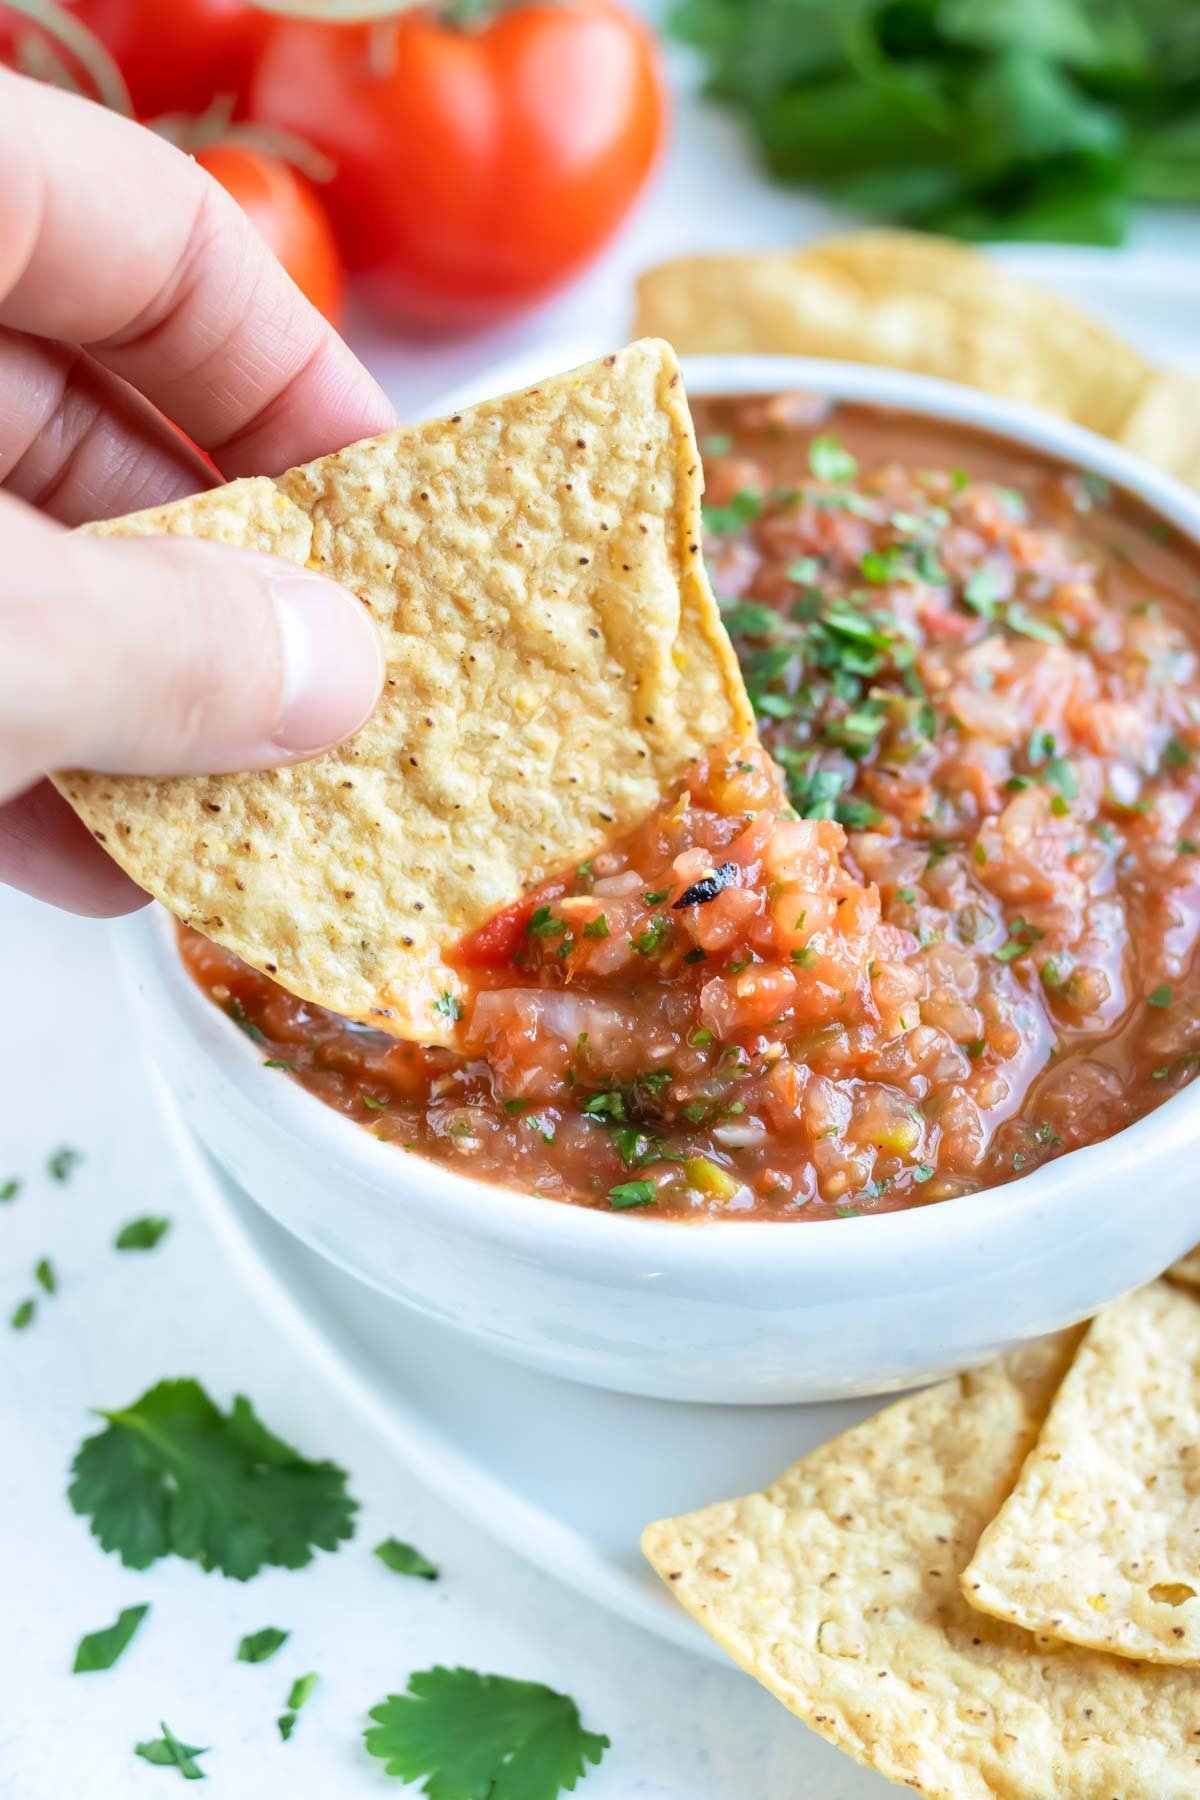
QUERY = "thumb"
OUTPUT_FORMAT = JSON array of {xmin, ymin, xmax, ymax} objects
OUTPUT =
[{"xmin": 0, "ymin": 495, "xmax": 384, "ymax": 801}]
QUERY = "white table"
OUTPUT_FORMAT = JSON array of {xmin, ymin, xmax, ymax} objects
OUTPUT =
[{"xmin": 4, "ymin": 17, "xmax": 1199, "ymax": 1795}]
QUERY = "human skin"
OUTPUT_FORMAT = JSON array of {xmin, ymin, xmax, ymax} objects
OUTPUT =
[{"xmin": 0, "ymin": 68, "xmax": 399, "ymax": 914}]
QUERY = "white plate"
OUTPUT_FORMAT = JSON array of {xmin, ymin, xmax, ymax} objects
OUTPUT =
[{"xmin": 156, "ymin": 1075, "xmax": 883, "ymax": 1665}]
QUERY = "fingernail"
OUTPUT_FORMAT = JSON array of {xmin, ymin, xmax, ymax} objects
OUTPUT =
[{"xmin": 270, "ymin": 572, "xmax": 384, "ymax": 754}]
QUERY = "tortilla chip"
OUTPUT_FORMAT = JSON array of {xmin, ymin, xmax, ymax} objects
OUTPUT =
[
  {"xmin": 634, "ymin": 232, "xmax": 1199, "ymax": 488},
  {"xmin": 1168, "ymin": 1246, "xmax": 1200, "ymax": 1291},
  {"xmin": 962, "ymin": 1283, "xmax": 1200, "ymax": 1666},
  {"xmin": 55, "ymin": 341, "xmax": 752, "ymax": 1045},
  {"xmin": 643, "ymin": 1326, "xmax": 1200, "ymax": 1799}
]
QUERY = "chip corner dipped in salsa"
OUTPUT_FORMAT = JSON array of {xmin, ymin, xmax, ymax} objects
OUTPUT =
[{"xmin": 182, "ymin": 390, "xmax": 1200, "ymax": 1222}]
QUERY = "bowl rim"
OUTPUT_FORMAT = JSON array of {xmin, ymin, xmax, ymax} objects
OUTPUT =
[{"xmin": 132, "ymin": 350, "xmax": 1200, "ymax": 1275}]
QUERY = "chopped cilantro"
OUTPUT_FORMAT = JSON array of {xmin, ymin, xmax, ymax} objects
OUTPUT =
[
  {"xmin": 237, "ymin": 1627, "xmax": 289, "ymax": 1664},
  {"xmin": 790, "ymin": 946, "xmax": 816, "ymax": 968},
  {"xmin": 1164, "ymin": 737, "xmax": 1192, "ymax": 769},
  {"xmin": 913, "ymin": 1164, "xmax": 934, "ymax": 1184},
  {"xmin": 575, "ymin": 859, "xmax": 595, "ymax": 889},
  {"xmin": 74, "ymin": 1603, "xmax": 150, "ymax": 1674},
  {"xmin": 689, "ymin": 1028, "xmax": 714, "ymax": 1047},
  {"xmin": 963, "ymin": 568, "xmax": 999, "ymax": 617},
  {"xmin": 1148, "ymin": 984, "xmax": 1173, "ymax": 1009},
  {"xmin": 361, "ymin": 1093, "xmax": 389, "ymax": 1112},
  {"xmin": 787, "ymin": 555, "xmax": 822, "ymax": 585},
  {"xmin": 702, "ymin": 489, "xmax": 763, "ymax": 535},
  {"xmin": 432, "ymin": 991, "xmax": 463, "ymax": 1024},
  {"xmin": 224, "ymin": 997, "xmax": 266, "ymax": 1045},
  {"xmin": 701, "ymin": 432, "xmax": 733, "ymax": 456},
  {"xmin": 0, "ymin": 1177, "xmax": 19, "ymax": 1201},
  {"xmin": 527, "ymin": 906, "xmax": 566, "ymax": 939},
  {"xmin": 134, "ymin": 1723, "xmax": 207, "ymax": 1780},
  {"xmin": 262, "ymin": 1058, "xmax": 295, "ymax": 1071},
  {"xmin": 614, "ymin": 1127, "xmax": 659, "ymax": 1167},
  {"xmin": 965, "ymin": 1038, "xmax": 986, "ymax": 1059},
  {"xmin": 995, "ymin": 918, "xmax": 1044, "ymax": 962},
  {"xmin": 631, "ymin": 917, "xmax": 673, "ymax": 957},
  {"xmin": 365, "ymin": 1668, "xmax": 609, "ymax": 1795},
  {"xmin": 682, "ymin": 946, "xmax": 707, "ymax": 964},
  {"xmin": 34, "ymin": 1257, "xmax": 56, "ymax": 1295},
  {"xmin": 278, "ymin": 1673, "xmax": 318, "ymax": 1742},
  {"xmin": 115, "ymin": 1216, "xmax": 172, "ymax": 1253},
  {"xmin": 1006, "ymin": 605, "xmax": 1062, "ymax": 644},
  {"xmin": 638, "ymin": 1069, "xmax": 673, "ymax": 1097},
  {"xmin": 721, "ymin": 598, "xmax": 779, "ymax": 637},
  {"xmin": 581, "ymin": 1091, "xmax": 626, "ymax": 1122},
  {"xmin": 68, "ymin": 1378, "xmax": 356, "ymax": 1576},
  {"xmin": 376, "ymin": 1540, "xmax": 440, "ymax": 1584},
  {"xmin": 47, "ymin": 1146, "xmax": 83, "ymax": 1183},
  {"xmin": 859, "ymin": 1177, "xmax": 890, "ymax": 1200},
  {"xmin": 1179, "ymin": 840, "xmax": 1198, "ymax": 856},
  {"xmin": 834, "ymin": 1206, "xmax": 862, "ymax": 1219},
  {"xmin": 608, "ymin": 1180, "xmax": 657, "ymax": 1210},
  {"xmin": 11, "ymin": 1298, "xmax": 34, "ymax": 1331},
  {"xmin": 642, "ymin": 889, "xmax": 669, "ymax": 905},
  {"xmin": 808, "ymin": 436, "xmax": 857, "ymax": 483}
]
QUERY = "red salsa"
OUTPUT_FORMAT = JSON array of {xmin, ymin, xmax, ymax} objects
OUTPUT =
[{"xmin": 181, "ymin": 393, "xmax": 1200, "ymax": 1221}]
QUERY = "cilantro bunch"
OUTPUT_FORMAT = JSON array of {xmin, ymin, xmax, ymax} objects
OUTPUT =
[{"xmin": 670, "ymin": 0, "xmax": 1200, "ymax": 242}]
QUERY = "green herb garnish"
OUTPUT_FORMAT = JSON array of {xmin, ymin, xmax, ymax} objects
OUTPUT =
[
  {"xmin": 808, "ymin": 436, "xmax": 857, "ymax": 483},
  {"xmin": 374, "ymin": 1537, "xmax": 439, "ymax": 1581},
  {"xmin": 47, "ymin": 1146, "xmax": 83, "ymax": 1183},
  {"xmin": 115, "ymin": 1216, "xmax": 171, "ymax": 1252},
  {"xmin": 432, "ymin": 991, "xmax": 463, "ymax": 1023},
  {"xmin": 237, "ymin": 1627, "xmax": 289, "ymax": 1664},
  {"xmin": 74, "ymin": 1604, "xmax": 150, "ymax": 1673},
  {"xmin": 134, "ymin": 1722, "xmax": 207, "ymax": 1780},
  {"xmin": 365, "ymin": 1668, "xmax": 609, "ymax": 1795},
  {"xmin": 68, "ymin": 1379, "xmax": 356, "ymax": 1577},
  {"xmin": 608, "ymin": 1180, "xmax": 657, "ymax": 1210},
  {"xmin": 1148, "ymin": 984, "xmax": 1173, "ymax": 1009}
]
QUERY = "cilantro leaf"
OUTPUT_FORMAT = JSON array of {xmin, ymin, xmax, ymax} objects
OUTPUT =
[
  {"xmin": 432, "ymin": 992, "xmax": 464, "ymax": 1024},
  {"xmin": 808, "ymin": 435, "xmax": 857, "ymax": 483},
  {"xmin": 0, "ymin": 1177, "xmax": 20, "ymax": 1201},
  {"xmin": 364, "ymin": 1667, "xmax": 609, "ymax": 1798},
  {"xmin": 11, "ymin": 1298, "xmax": 35, "ymax": 1331},
  {"xmin": 73, "ymin": 1603, "xmax": 150, "ymax": 1673},
  {"xmin": 68, "ymin": 1378, "xmax": 357, "ymax": 1578},
  {"xmin": 702, "ymin": 488, "xmax": 763, "ymax": 535},
  {"xmin": 609, "ymin": 1180, "xmax": 656, "ymax": 1210},
  {"xmin": 115, "ymin": 1217, "xmax": 171, "ymax": 1252},
  {"xmin": 237, "ymin": 1626, "xmax": 289, "ymax": 1664},
  {"xmin": 35, "ymin": 1257, "xmax": 56, "ymax": 1295},
  {"xmin": 375, "ymin": 1537, "xmax": 439, "ymax": 1581},
  {"xmin": 134, "ymin": 1722, "xmax": 207, "ymax": 1780},
  {"xmin": 48, "ymin": 1145, "xmax": 83, "ymax": 1183}
]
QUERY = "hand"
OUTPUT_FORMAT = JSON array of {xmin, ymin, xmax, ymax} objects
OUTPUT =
[{"xmin": 0, "ymin": 70, "xmax": 397, "ymax": 916}]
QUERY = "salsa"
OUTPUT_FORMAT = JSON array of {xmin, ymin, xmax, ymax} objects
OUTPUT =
[{"xmin": 180, "ymin": 393, "xmax": 1200, "ymax": 1221}]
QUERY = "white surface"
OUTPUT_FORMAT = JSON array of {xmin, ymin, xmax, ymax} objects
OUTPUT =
[
  {"xmin": 4, "ymin": 17, "xmax": 1200, "ymax": 1794},
  {"xmin": 121, "ymin": 354, "xmax": 1200, "ymax": 1405}
]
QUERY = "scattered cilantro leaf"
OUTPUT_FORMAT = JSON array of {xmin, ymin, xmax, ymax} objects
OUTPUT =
[
  {"xmin": 364, "ymin": 1667, "xmax": 609, "ymax": 1797},
  {"xmin": 115, "ymin": 1217, "xmax": 171, "ymax": 1252},
  {"xmin": 134, "ymin": 1722, "xmax": 207, "ymax": 1780},
  {"xmin": 73, "ymin": 1603, "xmax": 150, "ymax": 1673},
  {"xmin": 34, "ymin": 1257, "xmax": 56, "ymax": 1295},
  {"xmin": 582, "ymin": 915, "xmax": 609, "ymax": 940},
  {"xmin": 68, "ymin": 1378, "xmax": 357, "ymax": 1578},
  {"xmin": 0, "ymin": 1177, "xmax": 19, "ymax": 1201},
  {"xmin": 48, "ymin": 1146, "xmax": 83, "ymax": 1183},
  {"xmin": 236, "ymin": 1627, "xmax": 289, "ymax": 1664},
  {"xmin": 279, "ymin": 1672, "xmax": 318, "ymax": 1740},
  {"xmin": 631, "ymin": 917, "xmax": 673, "ymax": 957},
  {"xmin": 262, "ymin": 1058, "xmax": 296, "ymax": 1072},
  {"xmin": 375, "ymin": 1537, "xmax": 439, "ymax": 1581},
  {"xmin": 361, "ymin": 1093, "xmax": 389, "ymax": 1111},
  {"xmin": 432, "ymin": 992, "xmax": 463, "ymax": 1024},
  {"xmin": 1148, "ymin": 984, "xmax": 1173, "ymax": 1009},
  {"xmin": 277, "ymin": 1713, "xmax": 297, "ymax": 1742},
  {"xmin": 11, "ymin": 1298, "xmax": 34, "ymax": 1331}
]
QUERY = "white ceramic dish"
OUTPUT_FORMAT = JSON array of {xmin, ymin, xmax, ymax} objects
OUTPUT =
[{"xmin": 118, "ymin": 354, "xmax": 1200, "ymax": 1405}]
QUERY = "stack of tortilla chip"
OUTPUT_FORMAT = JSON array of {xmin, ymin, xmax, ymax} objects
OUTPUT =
[
  {"xmin": 644, "ymin": 1259, "xmax": 1200, "ymax": 1798},
  {"xmin": 634, "ymin": 231, "xmax": 1200, "ymax": 490}
]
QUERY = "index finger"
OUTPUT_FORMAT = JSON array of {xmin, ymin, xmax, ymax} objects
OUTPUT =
[{"xmin": 0, "ymin": 70, "xmax": 398, "ymax": 477}]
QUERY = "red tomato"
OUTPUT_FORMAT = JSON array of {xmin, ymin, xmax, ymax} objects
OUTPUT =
[
  {"xmin": 27, "ymin": 0, "xmax": 269, "ymax": 117},
  {"xmin": 455, "ymin": 900, "xmax": 536, "ymax": 970},
  {"xmin": 197, "ymin": 143, "xmax": 345, "ymax": 325},
  {"xmin": 250, "ymin": 2, "xmax": 667, "ymax": 331}
]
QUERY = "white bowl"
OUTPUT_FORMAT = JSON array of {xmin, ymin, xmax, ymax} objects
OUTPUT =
[{"xmin": 117, "ymin": 354, "xmax": 1200, "ymax": 1404}]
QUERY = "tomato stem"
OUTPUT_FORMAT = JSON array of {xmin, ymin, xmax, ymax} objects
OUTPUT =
[
  {"xmin": 152, "ymin": 97, "xmax": 337, "ymax": 183},
  {"xmin": 2, "ymin": 0, "xmax": 133, "ymax": 113}
]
